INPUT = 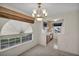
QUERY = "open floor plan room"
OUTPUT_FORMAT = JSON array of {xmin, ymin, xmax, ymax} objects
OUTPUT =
[{"xmin": 0, "ymin": 3, "xmax": 79, "ymax": 56}]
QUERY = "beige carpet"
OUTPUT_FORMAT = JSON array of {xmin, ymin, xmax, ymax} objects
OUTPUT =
[{"xmin": 20, "ymin": 40, "xmax": 77, "ymax": 56}]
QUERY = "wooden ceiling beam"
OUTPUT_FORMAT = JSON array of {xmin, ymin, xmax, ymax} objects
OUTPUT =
[{"xmin": 0, "ymin": 6, "xmax": 34, "ymax": 23}]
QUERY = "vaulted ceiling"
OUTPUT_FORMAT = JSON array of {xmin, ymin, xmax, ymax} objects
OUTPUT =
[{"xmin": 0, "ymin": 3, "xmax": 79, "ymax": 17}]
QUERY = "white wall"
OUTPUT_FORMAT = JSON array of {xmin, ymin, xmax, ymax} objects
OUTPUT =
[
  {"xmin": 52, "ymin": 11, "xmax": 79, "ymax": 55},
  {"xmin": 40, "ymin": 31, "xmax": 47, "ymax": 46},
  {"xmin": 39, "ymin": 21, "xmax": 47, "ymax": 46},
  {"xmin": 0, "ymin": 18, "xmax": 39, "ymax": 56},
  {"xmin": 0, "ymin": 20, "xmax": 32, "ymax": 35},
  {"xmin": 36, "ymin": 21, "xmax": 47, "ymax": 46},
  {"xmin": 0, "ymin": 18, "xmax": 9, "ymax": 31}
]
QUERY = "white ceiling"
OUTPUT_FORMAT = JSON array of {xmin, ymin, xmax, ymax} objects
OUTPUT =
[{"xmin": 0, "ymin": 3, "xmax": 79, "ymax": 17}]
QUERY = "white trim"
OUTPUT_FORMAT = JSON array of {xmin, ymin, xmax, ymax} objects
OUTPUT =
[{"xmin": 0, "ymin": 40, "xmax": 32, "ymax": 52}]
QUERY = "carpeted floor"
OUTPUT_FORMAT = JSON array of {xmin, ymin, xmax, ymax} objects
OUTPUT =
[{"xmin": 20, "ymin": 40, "xmax": 77, "ymax": 56}]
